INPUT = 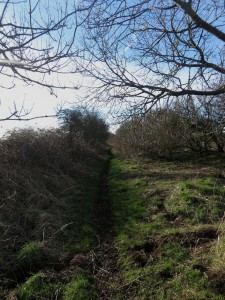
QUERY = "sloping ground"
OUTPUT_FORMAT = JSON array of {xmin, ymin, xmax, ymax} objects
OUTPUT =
[
  {"xmin": 0, "ymin": 129, "xmax": 110, "ymax": 299},
  {"xmin": 2, "ymin": 133, "xmax": 225, "ymax": 300},
  {"xmin": 107, "ymin": 154, "xmax": 225, "ymax": 299}
]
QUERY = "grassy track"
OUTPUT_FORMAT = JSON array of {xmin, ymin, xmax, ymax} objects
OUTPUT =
[
  {"xmin": 4, "ymin": 151, "xmax": 225, "ymax": 299},
  {"xmin": 108, "ymin": 154, "xmax": 225, "ymax": 299}
]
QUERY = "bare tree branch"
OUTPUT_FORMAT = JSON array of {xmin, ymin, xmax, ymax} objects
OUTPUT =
[
  {"xmin": 75, "ymin": 0, "xmax": 225, "ymax": 118},
  {"xmin": 0, "ymin": 0, "xmax": 97, "ymax": 120},
  {"xmin": 173, "ymin": 0, "xmax": 225, "ymax": 42}
]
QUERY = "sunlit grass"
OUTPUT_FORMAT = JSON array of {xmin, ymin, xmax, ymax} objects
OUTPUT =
[{"xmin": 109, "ymin": 154, "xmax": 225, "ymax": 299}]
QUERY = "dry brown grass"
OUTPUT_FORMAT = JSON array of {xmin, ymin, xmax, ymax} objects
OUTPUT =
[{"xmin": 0, "ymin": 127, "xmax": 107, "ymax": 295}]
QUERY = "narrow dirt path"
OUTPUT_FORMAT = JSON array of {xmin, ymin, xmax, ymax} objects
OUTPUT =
[
  {"xmin": 95, "ymin": 151, "xmax": 114, "ymax": 238},
  {"xmin": 92, "ymin": 150, "xmax": 120, "ymax": 299}
]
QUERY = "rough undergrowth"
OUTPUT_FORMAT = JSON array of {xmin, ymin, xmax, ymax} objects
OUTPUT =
[
  {"xmin": 108, "ymin": 153, "xmax": 225, "ymax": 299},
  {"xmin": 2, "ymin": 127, "xmax": 225, "ymax": 300},
  {"xmin": 0, "ymin": 128, "xmax": 109, "ymax": 299}
]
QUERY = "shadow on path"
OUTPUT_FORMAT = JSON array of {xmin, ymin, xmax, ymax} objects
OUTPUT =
[{"xmin": 92, "ymin": 149, "xmax": 120, "ymax": 299}]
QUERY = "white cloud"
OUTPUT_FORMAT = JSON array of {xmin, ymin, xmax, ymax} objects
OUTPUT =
[{"xmin": 0, "ymin": 71, "xmax": 84, "ymax": 136}]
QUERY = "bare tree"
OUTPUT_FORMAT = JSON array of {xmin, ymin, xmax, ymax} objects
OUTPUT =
[
  {"xmin": 169, "ymin": 94, "xmax": 225, "ymax": 155},
  {"xmin": 0, "ymin": 0, "xmax": 97, "ymax": 120},
  {"xmin": 77, "ymin": 0, "xmax": 225, "ymax": 118},
  {"xmin": 0, "ymin": 0, "xmax": 93, "ymax": 87}
]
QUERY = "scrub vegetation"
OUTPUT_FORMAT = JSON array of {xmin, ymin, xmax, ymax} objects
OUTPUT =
[
  {"xmin": 1, "ymin": 103, "xmax": 225, "ymax": 299},
  {"xmin": 0, "ymin": 108, "xmax": 109, "ymax": 299},
  {"xmin": 107, "ymin": 100, "xmax": 225, "ymax": 298},
  {"xmin": 1, "ymin": 0, "xmax": 225, "ymax": 298}
]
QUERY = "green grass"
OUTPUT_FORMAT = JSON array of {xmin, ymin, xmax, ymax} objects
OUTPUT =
[
  {"xmin": 17, "ymin": 272, "xmax": 63, "ymax": 300},
  {"xmin": 63, "ymin": 275, "xmax": 96, "ymax": 300},
  {"xmin": 17, "ymin": 272, "xmax": 95, "ymax": 300},
  {"xmin": 109, "ymin": 158, "xmax": 147, "ymax": 234},
  {"xmin": 17, "ymin": 241, "xmax": 42, "ymax": 266},
  {"xmin": 165, "ymin": 178, "xmax": 225, "ymax": 224},
  {"xmin": 108, "ymin": 155, "xmax": 225, "ymax": 299},
  {"xmin": 12, "ymin": 154, "xmax": 110, "ymax": 299},
  {"xmin": 8, "ymin": 150, "xmax": 225, "ymax": 299}
]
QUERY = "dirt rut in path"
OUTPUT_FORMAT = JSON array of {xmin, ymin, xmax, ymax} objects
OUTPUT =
[{"xmin": 92, "ymin": 151, "xmax": 120, "ymax": 299}]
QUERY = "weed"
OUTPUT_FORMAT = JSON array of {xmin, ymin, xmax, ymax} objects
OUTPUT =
[
  {"xmin": 0, "ymin": 125, "xmax": 110, "ymax": 298},
  {"xmin": 17, "ymin": 272, "xmax": 62, "ymax": 300},
  {"xmin": 17, "ymin": 241, "xmax": 42, "ymax": 266},
  {"xmin": 165, "ymin": 268, "xmax": 221, "ymax": 300},
  {"xmin": 211, "ymin": 236, "xmax": 225, "ymax": 271},
  {"xmin": 63, "ymin": 275, "xmax": 96, "ymax": 300},
  {"xmin": 161, "ymin": 243, "xmax": 187, "ymax": 261},
  {"xmin": 165, "ymin": 178, "xmax": 225, "ymax": 225}
]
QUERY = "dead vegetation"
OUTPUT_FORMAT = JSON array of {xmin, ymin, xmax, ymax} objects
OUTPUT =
[
  {"xmin": 1, "ymin": 104, "xmax": 225, "ymax": 299},
  {"xmin": 0, "ymin": 108, "xmax": 110, "ymax": 299}
]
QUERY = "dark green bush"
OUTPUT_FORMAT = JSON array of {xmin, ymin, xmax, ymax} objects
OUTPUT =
[{"xmin": 58, "ymin": 107, "xmax": 109, "ymax": 148}]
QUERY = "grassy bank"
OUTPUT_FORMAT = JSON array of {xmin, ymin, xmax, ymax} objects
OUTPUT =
[
  {"xmin": 2, "ymin": 127, "xmax": 225, "ymax": 299},
  {"xmin": 0, "ymin": 127, "xmax": 109, "ymax": 299},
  {"xmin": 109, "ymin": 154, "xmax": 225, "ymax": 299},
  {"xmin": 4, "ymin": 155, "xmax": 108, "ymax": 300}
]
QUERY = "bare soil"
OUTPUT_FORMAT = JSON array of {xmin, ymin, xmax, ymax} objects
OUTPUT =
[{"xmin": 92, "ymin": 150, "xmax": 121, "ymax": 299}]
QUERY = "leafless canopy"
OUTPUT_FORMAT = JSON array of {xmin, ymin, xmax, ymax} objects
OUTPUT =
[
  {"xmin": 0, "ymin": 0, "xmax": 98, "ymax": 120},
  {"xmin": 78, "ymin": 0, "xmax": 225, "ymax": 118},
  {"xmin": 0, "ymin": 0, "xmax": 95, "ymax": 90}
]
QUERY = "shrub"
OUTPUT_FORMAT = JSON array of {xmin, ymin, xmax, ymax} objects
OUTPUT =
[
  {"xmin": 0, "ymin": 112, "xmax": 108, "ymax": 296},
  {"xmin": 58, "ymin": 107, "xmax": 109, "ymax": 149},
  {"xmin": 113, "ymin": 109, "xmax": 187, "ymax": 158},
  {"xmin": 17, "ymin": 272, "xmax": 62, "ymax": 300},
  {"xmin": 17, "ymin": 241, "xmax": 41, "ymax": 266},
  {"xmin": 63, "ymin": 275, "xmax": 96, "ymax": 300}
]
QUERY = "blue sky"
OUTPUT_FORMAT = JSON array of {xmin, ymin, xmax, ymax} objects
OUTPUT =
[
  {"xmin": 0, "ymin": 0, "xmax": 224, "ymax": 135},
  {"xmin": 0, "ymin": 0, "xmax": 87, "ymax": 135}
]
